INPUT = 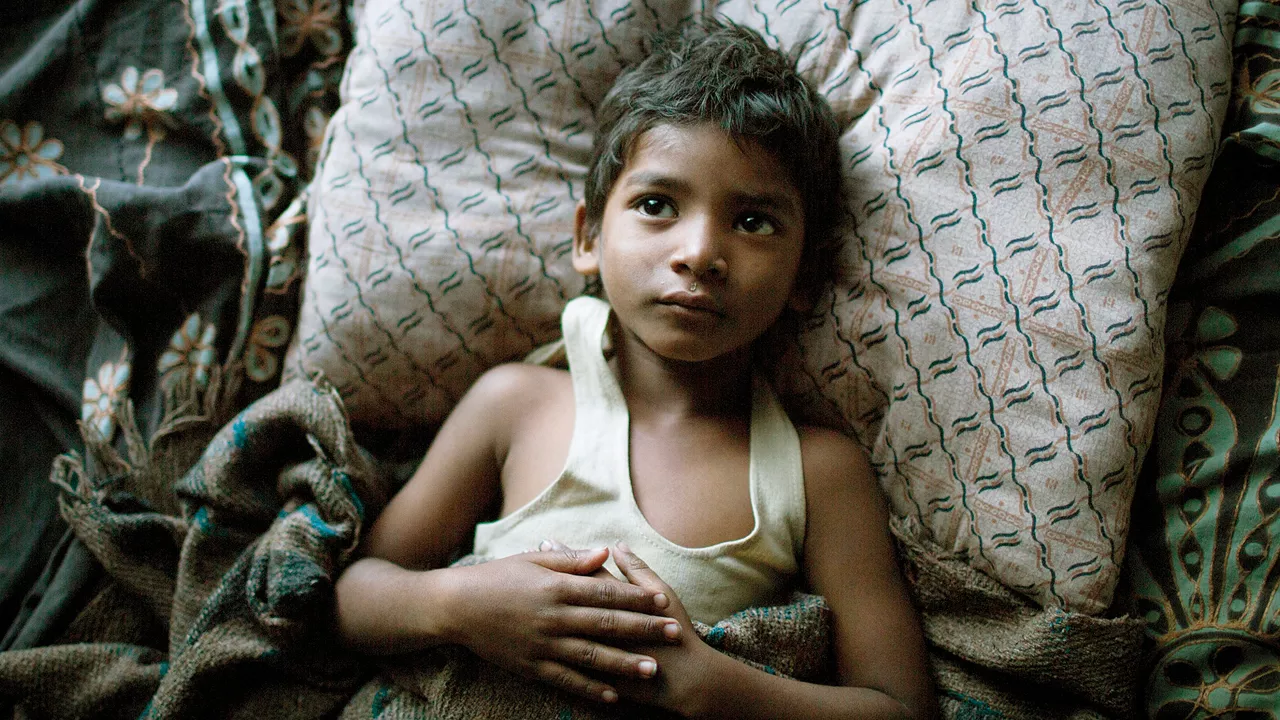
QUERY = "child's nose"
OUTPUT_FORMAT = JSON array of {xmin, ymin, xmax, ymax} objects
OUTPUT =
[{"xmin": 669, "ymin": 215, "xmax": 726, "ymax": 280}]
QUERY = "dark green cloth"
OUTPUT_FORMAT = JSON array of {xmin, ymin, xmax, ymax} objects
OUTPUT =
[
  {"xmin": 0, "ymin": 0, "xmax": 346, "ymax": 647},
  {"xmin": 1122, "ymin": 2, "xmax": 1280, "ymax": 717}
]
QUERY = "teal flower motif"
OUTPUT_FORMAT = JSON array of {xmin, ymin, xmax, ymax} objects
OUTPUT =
[
  {"xmin": 81, "ymin": 361, "xmax": 131, "ymax": 441},
  {"xmin": 102, "ymin": 67, "xmax": 179, "ymax": 140},
  {"xmin": 1192, "ymin": 307, "xmax": 1242, "ymax": 382},
  {"xmin": 1148, "ymin": 637, "xmax": 1280, "ymax": 719},
  {"xmin": 1248, "ymin": 69, "xmax": 1280, "ymax": 116},
  {"xmin": 265, "ymin": 199, "xmax": 303, "ymax": 294},
  {"xmin": 279, "ymin": 0, "xmax": 343, "ymax": 57},
  {"xmin": 158, "ymin": 314, "xmax": 217, "ymax": 390},
  {"xmin": 245, "ymin": 315, "xmax": 292, "ymax": 382},
  {"xmin": 0, "ymin": 120, "xmax": 66, "ymax": 185}
]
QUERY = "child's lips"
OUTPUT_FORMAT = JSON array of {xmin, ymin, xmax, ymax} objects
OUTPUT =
[{"xmin": 657, "ymin": 290, "xmax": 724, "ymax": 316}]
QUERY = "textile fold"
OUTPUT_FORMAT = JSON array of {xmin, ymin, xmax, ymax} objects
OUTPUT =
[{"xmin": 0, "ymin": 376, "xmax": 1144, "ymax": 719}]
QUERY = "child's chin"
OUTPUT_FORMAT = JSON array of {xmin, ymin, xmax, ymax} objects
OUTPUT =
[
  {"xmin": 658, "ymin": 348, "xmax": 721, "ymax": 363},
  {"xmin": 646, "ymin": 337, "xmax": 747, "ymax": 365}
]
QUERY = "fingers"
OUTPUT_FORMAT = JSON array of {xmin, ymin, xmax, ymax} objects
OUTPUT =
[
  {"xmin": 549, "ymin": 636, "xmax": 659, "ymax": 679},
  {"xmin": 559, "ymin": 605, "xmax": 681, "ymax": 644},
  {"xmin": 538, "ymin": 539, "xmax": 567, "ymax": 552},
  {"xmin": 540, "ymin": 540, "xmax": 618, "ymax": 581},
  {"xmin": 612, "ymin": 543, "xmax": 688, "ymax": 622},
  {"xmin": 527, "ymin": 545, "xmax": 610, "ymax": 576},
  {"xmin": 611, "ymin": 542, "xmax": 664, "ymax": 594},
  {"xmin": 558, "ymin": 571, "xmax": 666, "ymax": 614},
  {"xmin": 527, "ymin": 638, "xmax": 659, "ymax": 704},
  {"xmin": 531, "ymin": 660, "xmax": 620, "ymax": 704}
]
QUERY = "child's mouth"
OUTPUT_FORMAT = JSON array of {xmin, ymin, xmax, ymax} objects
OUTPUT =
[{"xmin": 657, "ymin": 291, "xmax": 723, "ymax": 316}]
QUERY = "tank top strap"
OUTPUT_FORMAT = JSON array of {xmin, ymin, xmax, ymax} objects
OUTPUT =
[
  {"xmin": 559, "ymin": 295, "xmax": 806, "ymax": 558},
  {"xmin": 747, "ymin": 372, "xmax": 807, "ymax": 561},
  {"xmin": 560, "ymin": 296, "xmax": 631, "ymax": 491}
]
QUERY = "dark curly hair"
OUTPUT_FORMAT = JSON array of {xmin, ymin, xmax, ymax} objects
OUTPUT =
[{"xmin": 584, "ymin": 18, "xmax": 843, "ymax": 295}]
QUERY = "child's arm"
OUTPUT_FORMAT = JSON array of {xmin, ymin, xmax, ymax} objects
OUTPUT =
[
  {"xmin": 606, "ymin": 428, "xmax": 936, "ymax": 719},
  {"xmin": 333, "ymin": 363, "xmax": 680, "ymax": 702}
]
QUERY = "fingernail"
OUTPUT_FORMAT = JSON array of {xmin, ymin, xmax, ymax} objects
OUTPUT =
[
  {"xmin": 538, "ymin": 540, "xmax": 551, "ymax": 551},
  {"xmin": 601, "ymin": 689, "xmax": 618, "ymax": 703},
  {"xmin": 638, "ymin": 659, "xmax": 657, "ymax": 677},
  {"xmin": 663, "ymin": 621, "xmax": 680, "ymax": 640},
  {"xmin": 616, "ymin": 541, "xmax": 632, "ymax": 553},
  {"xmin": 653, "ymin": 592, "xmax": 669, "ymax": 609}
]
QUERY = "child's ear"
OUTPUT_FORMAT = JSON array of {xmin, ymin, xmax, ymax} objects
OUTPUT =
[{"xmin": 572, "ymin": 201, "xmax": 601, "ymax": 276}]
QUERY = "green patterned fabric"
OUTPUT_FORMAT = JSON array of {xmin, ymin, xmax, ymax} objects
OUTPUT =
[
  {"xmin": 0, "ymin": 0, "xmax": 350, "ymax": 648},
  {"xmin": 1125, "ymin": 2, "xmax": 1280, "ymax": 717}
]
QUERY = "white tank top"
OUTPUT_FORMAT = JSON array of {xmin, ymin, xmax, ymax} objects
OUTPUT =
[{"xmin": 472, "ymin": 296, "xmax": 806, "ymax": 624}]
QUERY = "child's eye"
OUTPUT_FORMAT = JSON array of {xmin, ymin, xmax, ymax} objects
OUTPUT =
[
  {"xmin": 634, "ymin": 196, "xmax": 676, "ymax": 219},
  {"xmin": 735, "ymin": 213, "xmax": 777, "ymax": 235}
]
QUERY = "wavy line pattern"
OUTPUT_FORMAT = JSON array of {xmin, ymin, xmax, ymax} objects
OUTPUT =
[{"xmin": 290, "ymin": 0, "xmax": 1231, "ymax": 618}]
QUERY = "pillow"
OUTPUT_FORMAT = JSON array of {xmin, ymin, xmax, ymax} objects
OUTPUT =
[{"xmin": 286, "ymin": 0, "xmax": 1233, "ymax": 613}]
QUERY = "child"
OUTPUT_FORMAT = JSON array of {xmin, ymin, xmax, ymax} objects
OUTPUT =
[{"xmin": 334, "ymin": 19, "xmax": 935, "ymax": 719}]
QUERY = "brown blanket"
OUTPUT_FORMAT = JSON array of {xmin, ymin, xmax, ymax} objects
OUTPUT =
[{"xmin": 0, "ymin": 377, "xmax": 1144, "ymax": 719}]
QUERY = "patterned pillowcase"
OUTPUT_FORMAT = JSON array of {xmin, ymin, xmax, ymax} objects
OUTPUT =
[{"xmin": 286, "ymin": 0, "xmax": 1233, "ymax": 614}]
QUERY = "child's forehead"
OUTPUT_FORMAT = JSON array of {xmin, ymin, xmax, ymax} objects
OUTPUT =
[{"xmin": 618, "ymin": 123, "xmax": 802, "ymax": 202}]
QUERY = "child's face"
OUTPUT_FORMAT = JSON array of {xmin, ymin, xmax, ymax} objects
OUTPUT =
[{"xmin": 573, "ymin": 122, "xmax": 805, "ymax": 363}]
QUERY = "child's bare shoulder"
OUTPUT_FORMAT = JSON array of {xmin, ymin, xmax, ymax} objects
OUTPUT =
[
  {"xmin": 457, "ymin": 362, "xmax": 573, "ymax": 445},
  {"xmin": 465, "ymin": 363, "xmax": 576, "ymax": 513},
  {"xmin": 461, "ymin": 362, "xmax": 572, "ymax": 421},
  {"xmin": 795, "ymin": 425, "xmax": 881, "ymax": 509},
  {"xmin": 795, "ymin": 425, "xmax": 897, "ymax": 587},
  {"xmin": 467, "ymin": 362, "xmax": 570, "ymax": 401}
]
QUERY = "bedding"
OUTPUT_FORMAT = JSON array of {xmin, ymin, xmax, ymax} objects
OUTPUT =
[
  {"xmin": 1, "ymin": 0, "xmax": 1274, "ymax": 718},
  {"xmin": 286, "ymin": 0, "xmax": 1233, "ymax": 615},
  {"xmin": 0, "ymin": 0, "xmax": 341, "ymax": 648},
  {"xmin": 0, "ymin": 376, "xmax": 1146, "ymax": 719},
  {"xmin": 1121, "ymin": 3, "xmax": 1280, "ymax": 717}
]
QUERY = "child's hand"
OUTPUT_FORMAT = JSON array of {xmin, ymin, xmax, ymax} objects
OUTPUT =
[
  {"xmin": 606, "ymin": 543, "xmax": 721, "ymax": 715},
  {"xmin": 538, "ymin": 538, "xmax": 620, "ymax": 581},
  {"xmin": 443, "ymin": 546, "xmax": 681, "ymax": 703}
]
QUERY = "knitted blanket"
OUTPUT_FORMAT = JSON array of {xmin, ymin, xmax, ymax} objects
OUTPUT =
[{"xmin": 0, "ymin": 378, "xmax": 1144, "ymax": 719}]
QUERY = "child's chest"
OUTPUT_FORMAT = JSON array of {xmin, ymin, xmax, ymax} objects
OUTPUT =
[
  {"xmin": 629, "ymin": 421, "xmax": 754, "ymax": 547},
  {"xmin": 499, "ymin": 394, "xmax": 757, "ymax": 549}
]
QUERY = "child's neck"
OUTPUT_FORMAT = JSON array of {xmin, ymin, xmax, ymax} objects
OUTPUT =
[{"xmin": 610, "ymin": 326, "xmax": 752, "ymax": 424}]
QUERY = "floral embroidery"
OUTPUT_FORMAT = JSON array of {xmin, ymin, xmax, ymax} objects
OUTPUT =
[
  {"xmin": 265, "ymin": 196, "xmax": 304, "ymax": 294},
  {"xmin": 159, "ymin": 314, "xmax": 217, "ymax": 390},
  {"xmin": 249, "ymin": 98, "xmax": 296, "ymax": 211},
  {"xmin": 0, "ymin": 120, "xmax": 67, "ymax": 185},
  {"xmin": 245, "ymin": 315, "xmax": 292, "ymax": 382},
  {"xmin": 279, "ymin": 0, "xmax": 343, "ymax": 57},
  {"xmin": 82, "ymin": 361, "xmax": 131, "ymax": 441},
  {"xmin": 1247, "ymin": 69, "xmax": 1280, "ymax": 116},
  {"xmin": 102, "ymin": 67, "xmax": 179, "ymax": 141}
]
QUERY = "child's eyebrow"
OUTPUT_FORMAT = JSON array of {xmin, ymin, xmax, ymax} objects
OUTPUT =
[
  {"xmin": 622, "ymin": 171, "xmax": 690, "ymax": 194},
  {"xmin": 623, "ymin": 171, "xmax": 801, "ymax": 216}
]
